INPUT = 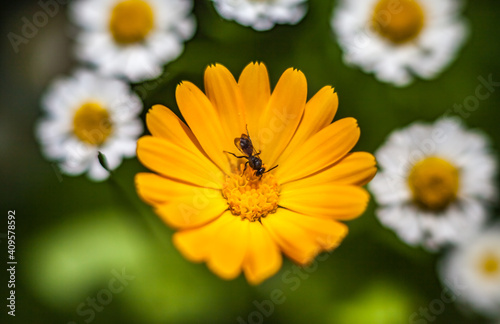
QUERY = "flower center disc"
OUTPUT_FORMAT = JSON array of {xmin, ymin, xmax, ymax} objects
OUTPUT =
[
  {"xmin": 408, "ymin": 157, "xmax": 459, "ymax": 211},
  {"xmin": 481, "ymin": 253, "xmax": 499, "ymax": 276},
  {"xmin": 372, "ymin": 0, "xmax": 425, "ymax": 44},
  {"xmin": 73, "ymin": 102, "xmax": 113, "ymax": 146},
  {"xmin": 109, "ymin": 0, "xmax": 154, "ymax": 45},
  {"xmin": 222, "ymin": 164, "xmax": 280, "ymax": 222}
]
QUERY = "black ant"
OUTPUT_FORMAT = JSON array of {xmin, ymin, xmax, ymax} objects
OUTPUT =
[{"xmin": 224, "ymin": 126, "xmax": 278, "ymax": 180}]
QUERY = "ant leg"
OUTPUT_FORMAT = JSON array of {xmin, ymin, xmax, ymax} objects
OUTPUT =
[
  {"xmin": 263, "ymin": 165, "xmax": 279, "ymax": 174},
  {"xmin": 224, "ymin": 151, "xmax": 247, "ymax": 159},
  {"xmin": 241, "ymin": 161, "xmax": 249, "ymax": 176}
]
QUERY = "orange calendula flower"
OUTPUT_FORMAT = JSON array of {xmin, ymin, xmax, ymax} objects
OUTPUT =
[{"xmin": 135, "ymin": 62, "xmax": 376, "ymax": 284}]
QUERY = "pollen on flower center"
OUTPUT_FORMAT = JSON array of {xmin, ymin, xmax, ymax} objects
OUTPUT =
[
  {"xmin": 480, "ymin": 253, "xmax": 499, "ymax": 276},
  {"xmin": 109, "ymin": 0, "xmax": 154, "ymax": 45},
  {"xmin": 73, "ymin": 102, "xmax": 113, "ymax": 146},
  {"xmin": 372, "ymin": 0, "xmax": 425, "ymax": 44},
  {"xmin": 222, "ymin": 164, "xmax": 280, "ymax": 222},
  {"xmin": 408, "ymin": 157, "xmax": 459, "ymax": 211}
]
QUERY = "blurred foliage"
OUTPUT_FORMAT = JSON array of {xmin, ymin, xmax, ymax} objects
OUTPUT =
[{"xmin": 1, "ymin": 0, "xmax": 500, "ymax": 323}]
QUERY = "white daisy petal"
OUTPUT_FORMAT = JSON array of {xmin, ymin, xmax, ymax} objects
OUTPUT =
[
  {"xmin": 439, "ymin": 225, "xmax": 500, "ymax": 317},
  {"xmin": 213, "ymin": 0, "xmax": 308, "ymax": 31},
  {"xmin": 369, "ymin": 118, "xmax": 497, "ymax": 250},
  {"xmin": 109, "ymin": 137, "xmax": 138, "ymax": 159},
  {"xmin": 377, "ymin": 204, "xmax": 425, "ymax": 246},
  {"xmin": 70, "ymin": 0, "xmax": 196, "ymax": 82},
  {"xmin": 114, "ymin": 119, "xmax": 144, "ymax": 139},
  {"xmin": 174, "ymin": 14, "xmax": 196, "ymax": 39},
  {"xmin": 36, "ymin": 70, "xmax": 143, "ymax": 181},
  {"xmin": 370, "ymin": 172, "xmax": 411, "ymax": 205},
  {"xmin": 147, "ymin": 32, "xmax": 183, "ymax": 64},
  {"xmin": 332, "ymin": 0, "xmax": 468, "ymax": 86},
  {"xmin": 88, "ymin": 158, "xmax": 112, "ymax": 181}
]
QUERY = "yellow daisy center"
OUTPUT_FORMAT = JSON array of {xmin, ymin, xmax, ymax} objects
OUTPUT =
[
  {"xmin": 408, "ymin": 157, "xmax": 459, "ymax": 211},
  {"xmin": 109, "ymin": 0, "xmax": 154, "ymax": 45},
  {"xmin": 480, "ymin": 253, "xmax": 499, "ymax": 276},
  {"xmin": 372, "ymin": 0, "xmax": 425, "ymax": 44},
  {"xmin": 73, "ymin": 102, "xmax": 113, "ymax": 146},
  {"xmin": 222, "ymin": 164, "xmax": 280, "ymax": 222}
]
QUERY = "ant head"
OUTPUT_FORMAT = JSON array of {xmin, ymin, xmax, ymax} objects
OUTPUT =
[{"xmin": 255, "ymin": 167, "xmax": 266, "ymax": 177}]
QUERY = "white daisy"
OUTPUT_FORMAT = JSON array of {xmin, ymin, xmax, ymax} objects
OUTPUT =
[
  {"xmin": 440, "ymin": 225, "xmax": 500, "ymax": 317},
  {"xmin": 331, "ymin": 0, "xmax": 468, "ymax": 86},
  {"xmin": 369, "ymin": 118, "xmax": 497, "ymax": 250},
  {"xmin": 36, "ymin": 70, "xmax": 143, "ymax": 181},
  {"xmin": 212, "ymin": 0, "xmax": 307, "ymax": 31},
  {"xmin": 70, "ymin": 0, "xmax": 196, "ymax": 82}
]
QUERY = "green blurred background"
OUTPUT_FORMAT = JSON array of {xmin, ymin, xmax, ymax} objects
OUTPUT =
[{"xmin": 1, "ymin": 0, "xmax": 500, "ymax": 323}]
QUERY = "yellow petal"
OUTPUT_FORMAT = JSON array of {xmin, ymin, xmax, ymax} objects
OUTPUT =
[
  {"xmin": 173, "ymin": 213, "xmax": 232, "ymax": 263},
  {"xmin": 238, "ymin": 62, "xmax": 271, "ymax": 136},
  {"xmin": 276, "ymin": 118, "xmax": 360, "ymax": 184},
  {"xmin": 279, "ymin": 86, "xmax": 338, "ymax": 162},
  {"xmin": 243, "ymin": 221, "xmax": 282, "ymax": 285},
  {"xmin": 204, "ymin": 64, "xmax": 246, "ymax": 143},
  {"xmin": 137, "ymin": 136, "xmax": 223, "ymax": 188},
  {"xmin": 146, "ymin": 105, "xmax": 206, "ymax": 155},
  {"xmin": 173, "ymin": 212, "xmax": 248, "ymax": 280},
  {"xmin": 136, "ymin": 172, "xmax": 227, "ymax": 228},
  {"xmin": 135, "ymin": 172, "xmax": 199, "ymax": 205},
  {"xmin": 256, "ymin": 68, "xmax": 307, "ymax": 167},
  {"xmin": 296, "ymin": 152, "xmax": 377, "ymax": 187},
  {"xmin": 263, "ymin": 209, "xmax": 348, "ymax": 265},
  {"xmin": 206, "ymin": 213, "xmax": 249, "ymax": 280},
  {"xmin": 176, "ymin": 81, "xmax": 233, "ymax": 174},
  {"xmin": 279, "ymin": 182, "xmax": 370, "ymax": 220},
  {"xmin": 155, "ymin": 192, "xmax": 227, "ymax": 229}
]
